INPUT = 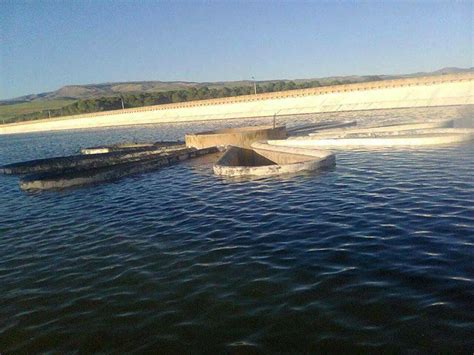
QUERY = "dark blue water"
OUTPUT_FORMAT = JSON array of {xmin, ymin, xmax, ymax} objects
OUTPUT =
[{"xmin": 1, "ymin": 107, "xmax": 473, "ymax": 352}]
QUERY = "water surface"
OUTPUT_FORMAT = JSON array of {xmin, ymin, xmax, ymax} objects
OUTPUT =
[{"xmin": 1, "ymin": 106, "xmax": 473, "ymax": 352}]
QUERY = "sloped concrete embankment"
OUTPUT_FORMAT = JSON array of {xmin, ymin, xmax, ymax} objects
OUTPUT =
[{"xmin": 1, "ymin": 74, "xmax": 472, "ymax": 135}]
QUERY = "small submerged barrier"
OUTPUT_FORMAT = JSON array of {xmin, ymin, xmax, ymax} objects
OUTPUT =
[
  {"xmin": 307, "ymin": 120, "xmax": 454, "ymax": 137},
  {"xmin": 0, "ymin": 145, "xmax": 189, "ymax": 175},
  {"xmin": 287, "ymin": 120, "xmax": 357, "ymax": 136},
  {"xmin": 272, "ymin": 130, "xmax": 474, "ymax": 148},
  {"xmin": 19, "ymin": 147, "xmax": 218, "ymax": 190},
  {"xmin": 1, "ymin": 139, "xmax": 217, "ymax": 190},
  {"xmin": 268, "ymin": 120, "xmax": 474, "ymax": 148},
  {"xmin": 80, "ymin": 141, "xmax": 184, "ymax": 154}
]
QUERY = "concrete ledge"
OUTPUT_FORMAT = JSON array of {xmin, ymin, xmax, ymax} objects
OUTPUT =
[
  {"xmin": 185, "ymin": 125, "xmax": 286, "ymax": 149},
  {"xmin": 307, "ymin": 120, "xmax": 454, "ymax": 138},
  {"xmin": 270, "ymin": 127, "xmax": 474, "ymax": 148}
]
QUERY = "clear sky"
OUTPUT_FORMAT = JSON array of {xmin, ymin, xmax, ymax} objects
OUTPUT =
[{"xmin": 0, "ymin": 0, "xmax": 472, "ymax": 99}]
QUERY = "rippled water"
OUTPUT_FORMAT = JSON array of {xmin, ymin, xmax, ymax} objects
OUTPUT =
[{"xmin": 1, "ymin": 106, "xmax": 473, "ymax": 352}]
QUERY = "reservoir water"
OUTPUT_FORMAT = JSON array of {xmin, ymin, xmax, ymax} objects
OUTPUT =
[{"xmin": 0, "ymin": 106, "xmax": 473, "ymax": 352}]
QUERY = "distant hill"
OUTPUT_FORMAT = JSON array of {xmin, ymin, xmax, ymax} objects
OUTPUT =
[
  {"xmin": 2, "ymin": 67, "xmax": 471, "ymax": 105},
  {"xmin": 425, "ymin": 67, "xmax": 474, "ymax": 75}
]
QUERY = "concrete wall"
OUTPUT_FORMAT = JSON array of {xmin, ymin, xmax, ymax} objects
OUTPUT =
[
  {"xmin": 1, "ymin": 73, "xmax": 472, "ymax": 135},
  {"xmin": 185, "ymin": 126, "xmax": 286, "ymax": 149}
]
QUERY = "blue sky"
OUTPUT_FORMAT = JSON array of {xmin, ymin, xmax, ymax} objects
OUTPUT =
[{"xmin": 0, "ymin": 0, "xmax": 472, "ymax": 99}]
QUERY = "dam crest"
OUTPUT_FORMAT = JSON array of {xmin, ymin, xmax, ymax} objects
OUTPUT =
[{"xmin": 1, "ymin": 73, "xmax": 472, "ymax": 135}]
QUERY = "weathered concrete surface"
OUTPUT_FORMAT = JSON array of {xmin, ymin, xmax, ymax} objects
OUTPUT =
[
  {"xmin": 185, "ymin": 125, "xmax": 286, "ymax": 149},
  {"xmin": 213, "ymin": 142, "xmax": 335, "ymax": 177},
  {"xmin": 80, "ymin": 141, "xmax": 184, "ymax": 154},
  {"xmin": 1, "ymin": 73, "xmax": 472, "ymax": 135},
  {"xmin": 287, "ymin": 120, "xmax": 357, "ymax": 136},
  {"xmin": 269, "ymin": 127, "xmax": 474, "ymax": 148},
  {"xmin": 19, "ymin": 147, "xmax": 218, "ymax": 190},
  {"xmin": 1, "ymin": 146, "xmax": 191, "ymax": 175},
  {"xmin": 307, "ymin": 120, "xmax": 453, "ymax": 137}
]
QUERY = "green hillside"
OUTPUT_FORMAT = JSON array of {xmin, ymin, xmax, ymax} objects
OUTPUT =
[{"xmin": 0, "ymin": 99, "xmax": 77, "ymax": 124}]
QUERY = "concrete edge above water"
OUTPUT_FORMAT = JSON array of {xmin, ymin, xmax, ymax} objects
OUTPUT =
[
  {"xmin": 213, "ymin": 142, "xmax": 336, "ymax": 177},
  {"xmin": 185, "ymin": 125, "xmax": 287, "ymax": 149}
]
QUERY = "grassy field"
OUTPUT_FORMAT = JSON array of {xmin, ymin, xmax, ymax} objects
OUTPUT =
[{"xmin": 0, "ymin": 99, "xmax": 76, "ymax": 123}]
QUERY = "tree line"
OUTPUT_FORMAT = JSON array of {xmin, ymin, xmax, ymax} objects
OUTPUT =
[{"xmin": 10, "ymin": 77, "xmax": 383, "ymax": 123}]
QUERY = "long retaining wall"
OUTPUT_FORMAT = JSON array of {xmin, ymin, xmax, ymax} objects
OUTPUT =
[{"xmin": 1, "ymin": 73, "xmax": 473, "ymax": 135}]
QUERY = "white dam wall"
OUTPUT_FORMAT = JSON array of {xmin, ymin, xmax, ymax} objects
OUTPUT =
[{"xmin": 1, "ymin": 73, "xmax": 472, "ymax": 135}]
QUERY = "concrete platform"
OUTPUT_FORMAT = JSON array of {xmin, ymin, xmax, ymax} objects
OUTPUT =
[
  {"xmin": 307, "ymin": 120, "xmax": 454, "ymax": 138},
  {"xmin": 270, "ymin": 128, "xmax": 474, "ymax": 148},
  {"xmin": 185, "ymin": 125, "xmax": 286, "ymax": 149},
  {"xmin": 213, "ymin": 142, "xmax": 335, "ymax": 177}
]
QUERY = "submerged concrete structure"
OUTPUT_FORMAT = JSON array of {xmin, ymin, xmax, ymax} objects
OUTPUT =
[
  {"xmin": 0, "ymin": 146, "xmax": 189, "ymax": 175},
  {"xmin": 18, "ymin": 147, "xmax": 218, "ymax": 190},
  {"xmin": 1, "ymin": 73, "xmax": 472, "ymax": 135},
  {"xmin": 5, "ymin": 118, "xmax": 473, "ymax": 190},
  {"xmin": 80, "ymin": 141, "xmax": 184, "ymax": 154}
]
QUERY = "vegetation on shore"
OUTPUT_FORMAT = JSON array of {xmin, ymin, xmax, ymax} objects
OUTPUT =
[
  {"xmin": 2, "ymin": 77, "xmax": 383, "ymax": 124},
  {"xmin": 0, "ymin": 99, "xmax": 77, "ymax": 124}
]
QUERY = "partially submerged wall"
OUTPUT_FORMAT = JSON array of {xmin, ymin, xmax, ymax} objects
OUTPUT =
[{"xmin": 1, "ymin": 73, "xmax": 472, "ymax": 135}]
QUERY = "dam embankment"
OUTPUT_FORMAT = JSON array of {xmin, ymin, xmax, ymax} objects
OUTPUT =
[{"xmin": 1, "ymin": 73, "xmax": 472, "ymax": 135}]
